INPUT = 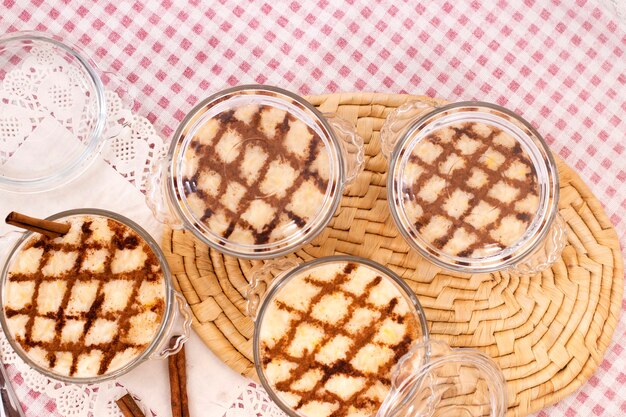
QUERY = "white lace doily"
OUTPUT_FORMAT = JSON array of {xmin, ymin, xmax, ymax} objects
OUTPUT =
[
  {"xmin": 101, "ymin": 89, "xmax": 167, "ymax": 192},
  {"xmin": 222, "ymin": 382, "xmax": 286, "ymax": 417},
  {"xmin": 0, "ymin": 44, "xmax": 166, "ymax": 417},
  {"xmin": 0, "ymin": 44, "xmax": 99, "ymax": 164}
]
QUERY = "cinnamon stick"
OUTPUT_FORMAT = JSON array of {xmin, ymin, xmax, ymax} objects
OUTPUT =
[
  {"xmin": 5, "ymin": 212, "xmax": 70, "ymax": 239},
  {"xmin": 168, "ymin": 346, "xmax": 181, "ymax": 417},
  {"xmin": 115, "ymin": 399, "xmax": 133, "ymax": 417},
  {"xmin": 177, "ymin": 342, "xmax": 190, "ymax": 417},
  {"xmin": 115, "ymin": 393, "xmax": 145, "ymax": 417},
  {"xmin": 168, "ymin": 337, "xmax": 190, "ymax": 417}
]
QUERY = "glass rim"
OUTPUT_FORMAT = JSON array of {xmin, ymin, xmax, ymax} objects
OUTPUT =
[
  {"xmin": 251, "ymin": 255, "xmax": 430, "ymax": 417},
  {"xmin": 0, "ymin": 31, "xmax": 107, "ymax": 193},
  {"xmin": 0, "ymin": 208, "xmax": 174, "ymax": 384},
  {"xmin": 166, "ymin": 84, "xmax": 346, "ymax": 259},
  {"xmin": 387, "ymin": 101, "xmax": 560, "ymax": 273}
]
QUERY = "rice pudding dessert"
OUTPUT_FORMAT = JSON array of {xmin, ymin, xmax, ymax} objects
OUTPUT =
[
  {"xmin": 3, "ymin": 215, "xmax": 166, "ymax": 378},
  {"xmin": 258, "ymin": 261, "xmax": 421, "ymax": 417},
  {"xmin": 400, "ymin": 121, "xmax": 540, "ymax": 258},
  {"xmin": 180, "ymin": 103, "xmax": 332, "ymax": 246}
]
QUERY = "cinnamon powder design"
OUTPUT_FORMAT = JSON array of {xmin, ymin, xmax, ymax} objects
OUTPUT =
[
  {"xmin": 259, "ymin": 262, "xmax": 421, "ymax": 417},
  {"xmin": 400, "ymin": 121, "xmax": 540, "ymax": 258},
  {"xmin": 181, "ymin": 104, "xmax": 333, "ymax": 246},
  {"xmin": 4, "ymin": 216, "xmax": 166, "ymax": 378}
]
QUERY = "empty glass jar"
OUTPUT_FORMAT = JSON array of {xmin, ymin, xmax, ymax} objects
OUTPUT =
[{"xmin": 0, "ymin": 31, "xmax": 123, "ymax": 193}]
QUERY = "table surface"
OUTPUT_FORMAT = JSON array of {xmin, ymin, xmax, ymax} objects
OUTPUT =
[{"xmin": 0, "ymin": 1, "xmax": 625, "ymax": 416}]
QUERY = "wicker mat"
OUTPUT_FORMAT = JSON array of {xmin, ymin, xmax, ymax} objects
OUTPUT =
[{"xmin": 162, "ymin": 93, "xmax": 623, "ymax": 417}]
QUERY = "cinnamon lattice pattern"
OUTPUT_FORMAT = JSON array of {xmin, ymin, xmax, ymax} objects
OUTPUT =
[
  {"xmin": 402, "ymin": 122, "xmax": 539, "ymax": 258},
  {"xmin": 181, "ymin": 104, "xmax": 331, "ymax": 246},
  {"xmin": 164, "ymin": 93, "xmax": 623, "ymax": 417},
  {"xmin": 5, "ymin": 216, "xmax": 165, "ymax": 378},
  {"xmin": 260, "ymin": 262, "xmax": 420, "ymax": 417}
]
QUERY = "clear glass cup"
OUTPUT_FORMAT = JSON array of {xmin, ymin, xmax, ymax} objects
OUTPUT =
[
  {"xmin": 0, "ymin": 208, "xmax": 192, "ymax": 384},
  {"xmin": 381, "ymin": 100, "xmax": 566, "ymax": 274},
  {"xmin": 376, "ymin": 340, "xmax": 507, "ymax": 417},
  {"xmin": 147, "ymin": 85, "xmax": 365, "ymax": 259},
  {"xmin": 244, "ymin": 255, "xmax": 506, "ymax": 417},
  {"xmin": 0, "ymin": 31, "xmax": 125, "ymax": 193}
]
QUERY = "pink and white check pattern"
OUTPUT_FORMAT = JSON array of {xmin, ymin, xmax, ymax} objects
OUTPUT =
[
  {"xmin": 3, "ymin": 365, "xmax": 56, "ymax": 417},
  {"xmin": 0, "ymin": 0, "xmax": 625, "ymax": 416}
]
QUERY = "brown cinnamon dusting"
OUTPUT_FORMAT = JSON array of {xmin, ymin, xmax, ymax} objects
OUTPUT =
[
  {"xmin": 343, "ymin": 263, "xmax": 356, "ymax": 274},
  {"xmin": 403, "ymin": 122, "xmax": 540, "ymax": 256},
  {"xmin": 81, "ymin": 221, "xmax": 93, "ymax": 236},
  {"xmin": 182, "ymin": 104, "xmax": 331, "ymax": 245},
  {"xmin": 4, "ymin": 216, "xmax": 166, "ymax": 377},
  {"xmin": 261, "ymin": 263, "xmax": 420, "ymax": 417}
]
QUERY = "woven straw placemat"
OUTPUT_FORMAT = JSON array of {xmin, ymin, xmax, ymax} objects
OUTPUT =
[{"xmin": 162, "ymin": 93, "xmax": 623, "ymax": 417}]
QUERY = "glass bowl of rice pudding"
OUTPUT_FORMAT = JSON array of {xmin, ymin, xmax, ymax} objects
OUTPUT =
[
  {"xmin": 246, "ymin": 256, "xmax": 429, "ymax": 417},
  {"xmin": 147, "ymin": 85, "xmax": 364, "ymax": 259},
  {"xmin": 0, "ymin": 209, "xmax": 191, "ymax": 383},
  {"xmin": 381, "ymin": 101, "xmax": 566, "ymax": 274},
  {"xmin": 246, "ymin": 256, "xmax": 508, "ymax": 417}
]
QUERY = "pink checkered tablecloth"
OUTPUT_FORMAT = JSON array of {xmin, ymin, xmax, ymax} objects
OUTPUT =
[{"xmin": 0, "ymin": 0, "xmax": 625, "ymax": 416}]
